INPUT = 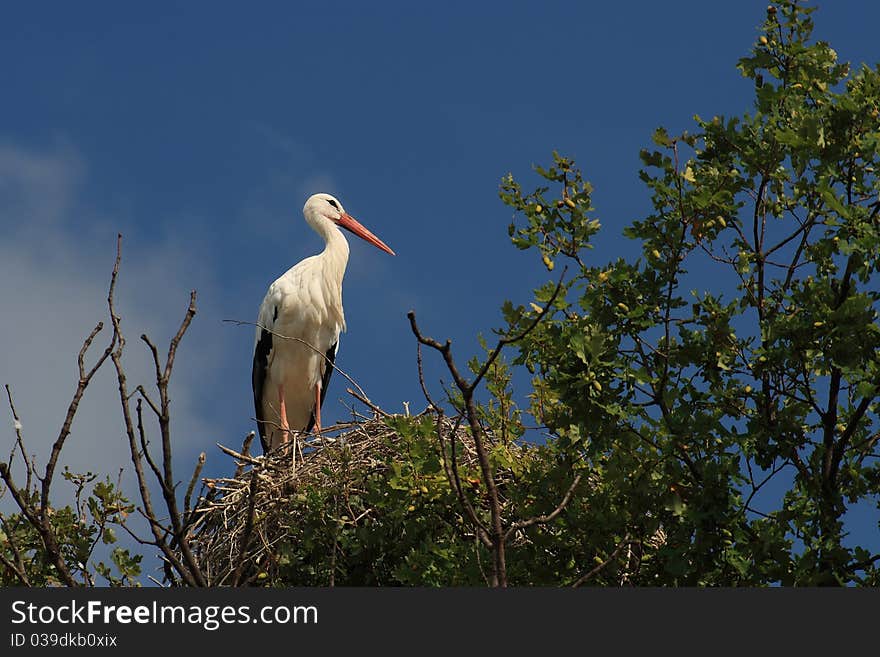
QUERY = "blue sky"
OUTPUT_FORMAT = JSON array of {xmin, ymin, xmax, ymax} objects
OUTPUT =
[{"xmin": 1, "ymin": 1, "xmax": 878, "ymax": 578}]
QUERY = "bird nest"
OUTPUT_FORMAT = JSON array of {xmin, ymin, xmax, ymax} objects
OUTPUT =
[{"xmin": 182, "ymin": 411, "xmax": 492, "ymax": 586}]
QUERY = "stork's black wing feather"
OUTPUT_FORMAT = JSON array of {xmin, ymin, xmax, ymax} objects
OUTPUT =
[
  {"xmin": 252, "ymin": 327, "xmax": 273, "ymax": 452},
  {"xmin": 306, "ymin": 340, "xmax": 337, "ymax": 433}
]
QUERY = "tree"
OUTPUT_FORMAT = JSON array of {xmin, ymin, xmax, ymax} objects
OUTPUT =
[
  {"xmin": 483, "ymin": 0, "xmax": 879, "ymax": 584},
  {"xmin": 2, "ymin": 1, "xmax": 878, "ymax": 586}
]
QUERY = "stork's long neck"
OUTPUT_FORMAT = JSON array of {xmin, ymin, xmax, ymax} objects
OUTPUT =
[
  {"xmin": 311, "ymin": 216, "xmax": 350, "ymax": 328},
  {"xmin": 320, "ymin": 222, "xmax": 350, "ymax": 281}
]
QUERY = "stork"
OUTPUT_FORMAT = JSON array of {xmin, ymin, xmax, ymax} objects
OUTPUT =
[{"xmin": 252, "ymin": 192, "xmax": 395, "ymax": 455}]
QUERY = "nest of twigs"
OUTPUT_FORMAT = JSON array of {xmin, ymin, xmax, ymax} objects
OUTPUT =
[{"xmin": 183, "ymin": 411, "xmax": 489, "ymax": 586}]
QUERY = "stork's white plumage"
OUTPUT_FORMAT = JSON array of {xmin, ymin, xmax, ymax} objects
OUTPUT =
[{"xmin": 252, "ymin": 193, "xmax": 395, "ymax": 454}]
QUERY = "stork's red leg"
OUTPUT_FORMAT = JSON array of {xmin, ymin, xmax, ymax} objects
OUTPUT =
[
  {"xmin": 314, "ymin": 381, "xmax": 322, "ymax": 434},
  {"xmin": 278, "ymin": 383, "xmax": 290, "ymax": 445}
]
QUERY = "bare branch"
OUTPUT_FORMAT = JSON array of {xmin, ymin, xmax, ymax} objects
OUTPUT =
[
  {"xmin": 233, "ymin": 432, "xmax": 256, "ymax": 480},
  {"xmin": 416, "ymin": 343, "xmax": 442, "ymax": 414},
  {"xmin": 136, "ymin": 397, "xmax": 164, "ymax": 489},
  {"xmin": 345, "ymin": 387, "xmax": 389, "ymax": 418},
  {"xmin": 223, "ymin": 319, "xmax": 372, "ymax": 403},
  {"xmin": 216, "ymin": 443, "xmax": 262, "ymax": 468},
  {"xmin": 133, "ymin": 385, "xmax": 160, "ymax": 417},
  {"xmin": 184, "ymin": 452, "xmax": 206, "ymax": 517},
  {"xmin": 470, "ymin": 269, "xmax": 566, "ymax": 392},
  {"xmin": 108, "ymin": 236, "xmax": 204, "ymax": 587},
  {"xmin": 232, "ymin": 467, "xmax": 260, "ymax": 586},
  {"xmin": 5, "ymin": 385, "xmax": 34, "ymax": 492},
  {"xmin": 164, "ymin": 291, "xmax": 197, "ymax": 384}
]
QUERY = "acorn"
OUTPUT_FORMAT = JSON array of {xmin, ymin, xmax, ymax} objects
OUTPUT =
[
  {"xmin": 759, "ymin": 35, "xmax": 769, "ymax": 45},
  {"xmin": 535, "ymin": 204, "xmax": 543, "ymax": 214},
  {"xmin": 565, "ymin": 198, "xmax": 576, "ymax": 209},
  {"xmin": 616, "ymin": 302, "xmax": 630, "ymax": 313}
]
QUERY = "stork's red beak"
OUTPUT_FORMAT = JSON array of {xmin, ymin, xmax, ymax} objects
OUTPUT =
[{"xmin": 336, "ymin": 213, "xmax": 396, "ymax": 256}]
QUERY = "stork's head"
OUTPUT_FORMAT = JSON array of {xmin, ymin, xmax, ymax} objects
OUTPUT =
[{"xmin": 303, "ymin": 193, "xmax": 395, "ymax": 255}]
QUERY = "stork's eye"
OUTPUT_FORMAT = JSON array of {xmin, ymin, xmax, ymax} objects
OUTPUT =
[{"xmin": 327, "ymin": 199, "xmax": 339, "ymax": 210}]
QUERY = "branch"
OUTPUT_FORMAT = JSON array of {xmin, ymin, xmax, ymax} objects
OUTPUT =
[
  {"xmin": 504, "ymin": 472, "xmax": 583, "ymax": 542},
  {"xmin": 408, "ymin": 311, "xmax": 508, "ymax": 585},
  {"xmin": 10, "ymin": 240, "xmax": 123, "ymax": 587},
  {"xmin": 469, "ymin": 269, "xmax": 567, "ymax": 392},
  {"xmin": 222, "ymin": 319, "xmax": 372, "ymax": 404},
  {"xmin": 570, "ymin": 535, "xmax": 634, "ymax": 587},
  {"xmin": 216, "ymin": 442, "xmax": 262, "ymax": 468},
  {"xmin": 0, "ymin": 515, "xmax": 30, "ymax": 586},
  {"xmin": 136, "ymin": 397, "xmax": 164, "ymax": 490},
  {"xmin": 152, "ymin": 291, "xmax": 206, "ymax": 585},
  {"xmin": 0, "ymin": 550, "xmax": 30, "ymax": 586},
  {"xmin": 345, "ymin": 387, "xmax": 390, "ymax": 418},
  {"xmin": 5, "ymin": 385, "xmax": 34, "ymax": 494},
  {"xmin": 232, "ymin": 466, "xmax": 261, "ymax": 586},
  {"xmin": 233, "ymin": 432, "xmax": 256, "ymax": 480},
  {"xmin": 436, "ymin": 414, "xmax": 491, "ymax": 548},
  {"xmin": 184, "ymin": 452, "xmax": 206, "ymax": 517},
  {"xmin": 415, "ymin": 343, "xmax": 442, "ymax": 414},
  {"xmin": 108, "ymin": 236, "xmax": 204, "ymax": 587},
  {"xmin": 829, "ymin": 382, "xmax": 879, "ymax": 486}
]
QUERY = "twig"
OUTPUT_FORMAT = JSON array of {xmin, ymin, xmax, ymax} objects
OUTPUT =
[
  {"xmin": 504, "ymin": 472, "xmax": 583, "ymax": 541},
  {"xmin": 108, "ymin": 236, "xmax": 204, "ymax": 586},
  {"xmin": 435, "ymin": 412, "xmax": 491, "ymax": 546},
  {"xmin": 0, "ymin": 550, "xmax": 30, "ymax": 586},
  {"xmin": 136, "ymin": 397, "xmax": 164, "ymax": 489},
  {"xmin": 184, "ymin": 452, "xmax": 206, "ymax": 517},
  {"xmin": 233, "ymin": 432, "xmax": 256, "ymax": 479},
  {"xmin": 232, "ymin": 467, "xmax": 260, "ymax": 586},
  {"xmin": 416, "ymin": 344, "xmax": 442, "ymax": 414},
  {"xmin": 0, "ymin": 515, "xmax": 30, "ymax": 586},
  {"xmin": 217, "ymin": 443, "xmax": 262, "ymax": 467},
  {"xmin": 346, "ymin": 388, "xmax": 390, "ymax": 418},
  {"xmin": 408, "ymin": 312, "xmax": 507, "ymax": 585},
  {"xmin": 469, "ymin": 269, "xmax": 567, "ymax": 392},
  {"xmin": 570, "ymin": 535, "xmax": 634, "ymax": 587},
  {"xmin": 36, "ymin": 309, "xmax": 116, "ymax": 586},
  {"xmin": 4, "ymin": 385, "xmax": 33, "ymax": 490},
  {"xmin": 222, "ymin": 319, "xmax": 372, "ymax": 403}
]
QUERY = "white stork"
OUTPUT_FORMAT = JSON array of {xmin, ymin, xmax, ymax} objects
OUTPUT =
[{"xmin": 252, "ymin": 192, "xmax": 395, "ymax": 454}]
